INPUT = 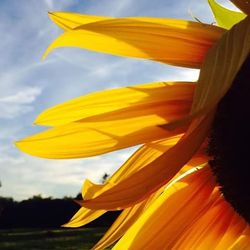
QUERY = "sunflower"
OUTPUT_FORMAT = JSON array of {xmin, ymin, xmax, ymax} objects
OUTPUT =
[{"xmin": 16, "ymin": 0, "xmax": 250, "ymax": 249}]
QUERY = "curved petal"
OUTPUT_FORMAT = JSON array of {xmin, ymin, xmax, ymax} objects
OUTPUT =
[
  {"xmin": 63, "ymin": 207, "xmax": 106, "ymax": 228},
  {"xmin": 77, "ymin": 113, "xmax": 213, "ymax": 210},
  {"xmin": 82, "ymin": 179, "xmax": 104, "ymax": 199},
  {"xmin": 208, "ymin": 0, "xmax": 246, "ymax": 29},
  {"xmin": 44, "ymin": 16, "xmax": 224, "ymax": 68},
  {"xmin": 35, "ymin": 82, "xmax": 195, "ymax": 126},
  {"xmin": 113, "ymin": 167, "xmax": 217, "ymax": 249}
]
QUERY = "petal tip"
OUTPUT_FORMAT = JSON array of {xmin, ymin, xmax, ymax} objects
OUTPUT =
[
  {"xmin": 33, "ymin": 116, "xmax": 41, "ymax": 126},
  {"xmin": 42, "ymin": 51, "xmax": 49, "ymax": 60}
]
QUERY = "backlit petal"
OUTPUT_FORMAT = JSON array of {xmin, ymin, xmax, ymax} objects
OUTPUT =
[
  {"xmin": 82, "ymin": 179, "xmax": 104, "ymax": 199},
  {"xmin": 16, "ymin": 103, "xmax": 188, "ymax": 159},
  {"xmin": 44, "ymin": 16, "xmax": 224, "ymax": 68},
  {"xmin": 35, "ymin": 82, "xmax": 195, "ymax": 126},
  {"xmin": 63, "ymin": 207, "xmax": 105, "ymax": 228},
  {"xmin": 17, "ymin": 82, "xmax": 194, "ymax": 159}
]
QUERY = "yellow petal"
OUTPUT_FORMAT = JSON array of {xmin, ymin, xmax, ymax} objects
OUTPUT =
[
  {"xmin": 17, "ymin": 83, "xmax": 193, "ymax": 159},
  {"xmin": 35, "ymin": 82, "xmax": 195, "ymax": 126},
  {"xmin": 63, "ymin": 207, "xmax": 106, "ymax": 228},
  {"xmin": 113, "ymin": 167, "xmax": 217, "ymax": 249},
  {"xmin": 82, "ymin": 179, "xmax": 104, "ymax": 199},
  {"xmin": 230, "ymin": 0, "xmax": 250, "ymax": 15},
  {"xmin": 77, "ymin": 113, "xmax": 213, "ymax": 210},
  {"xmin": 191, "ymin": 16, "xmax": 250, "ymax": 114},
  {"xmin": 44, "ymin": 16, "xmax": 224, "ymax": 68},
  {"xmin": 16, "ymin": 120, "xmax": 185, "ymax": 159},
  {"xmin": 64, "ymin": 178, "xmax": 106, "ymax": 228},
  {"xmin": 48, "ymin": 12, "xmax": 109, "ymax": 31}
]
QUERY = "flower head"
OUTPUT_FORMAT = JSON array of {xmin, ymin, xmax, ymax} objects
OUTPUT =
[{"xmin": 16, "ymin": 0, "xmax": 250, "ymax": 248}]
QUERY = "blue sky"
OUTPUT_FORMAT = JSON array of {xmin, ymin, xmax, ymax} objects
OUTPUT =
[{"xmin": 0, "ymin": 0, "xmax": 237, "ymax": 200}]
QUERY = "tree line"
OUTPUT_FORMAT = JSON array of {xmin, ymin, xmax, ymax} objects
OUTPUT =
[{"xmin": 0, "ymin": 195, "xmax": 119, "ymax": 229}]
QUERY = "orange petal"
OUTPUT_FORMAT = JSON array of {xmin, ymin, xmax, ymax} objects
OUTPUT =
[
  {"xmin": 113, "ymin": 167, "xmax": 217, "ymax": 249},
  {"xmin": 229, "ymin": 227, "xmax": 250, "ymax": 249}
]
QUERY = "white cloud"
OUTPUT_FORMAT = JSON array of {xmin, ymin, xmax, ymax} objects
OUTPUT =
[
  {"xmin": 0, "ymin": 87, "xmax": 42, "ymax": 104},
  {"xmin": 0, "ymin": 146, "xmax": 138, "ymax": 200},
  {"xmin": 0, "ymin": 87, "xmax": 42, "ymax": 119},
  {"xmin": 151, "ymin": 67, "xmax": 199, "ymax": 83}
]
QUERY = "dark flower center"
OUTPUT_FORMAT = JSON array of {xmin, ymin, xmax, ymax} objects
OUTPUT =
[{"xmin": 208, "ymin": 55, "xmax": 250, "ymax": 223}]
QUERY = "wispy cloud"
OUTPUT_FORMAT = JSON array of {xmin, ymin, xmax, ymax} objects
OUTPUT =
[{"xmin": 0, "ymin": 87, "xmax": 42, "ymax": 119}]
